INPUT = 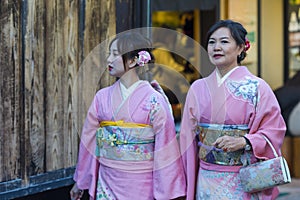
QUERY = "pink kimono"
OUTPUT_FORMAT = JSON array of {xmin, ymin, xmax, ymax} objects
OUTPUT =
[
  {"xmin": 73, "ymin": 80, "xmax": 186, "ymax": 199},
  {"xmin": 180, "ymin": 66, "xmax": 286, "ymax": 200}
]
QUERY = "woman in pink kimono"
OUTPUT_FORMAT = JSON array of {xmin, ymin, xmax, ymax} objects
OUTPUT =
[
  {"xmin": 70, "ymin": 32, "xmax": 186, "ymax": 200},
  {"xmin": 180, "ymin": 20, "xmax": 286, "ymax": 200}
]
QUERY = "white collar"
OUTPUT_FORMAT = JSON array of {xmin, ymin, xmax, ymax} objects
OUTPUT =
[
  {"xmin": 216, "ymin": 66, "xmax": 239, "ymax": 86},
  {"xmin": 120, "ymin": 80, "xmax": 144, "ymax": 100}
]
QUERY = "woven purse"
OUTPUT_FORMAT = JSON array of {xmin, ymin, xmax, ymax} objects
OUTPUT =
[{"xmin": 239, "ymin": 135, "xmax": 291, "ymax": 193}]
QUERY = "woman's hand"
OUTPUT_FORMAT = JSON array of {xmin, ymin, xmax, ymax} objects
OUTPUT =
[
  {"xmin": 70, "ymin": 183, "xmax": 83, "ymax": 200},
  {"xmin": 212, "ymin": 135, "xmax": 246, "ymax": 152}
]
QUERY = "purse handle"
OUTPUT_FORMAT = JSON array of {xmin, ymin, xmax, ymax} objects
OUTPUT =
[{"xmin": 262, "ymin": 135, "xmax": 279, "ymax": 158}]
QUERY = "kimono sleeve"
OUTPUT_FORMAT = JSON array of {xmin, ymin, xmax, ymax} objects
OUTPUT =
[
  {"xmin": 73, "ymin": 94, "xmax": 100, "ymax": 198},
  {"xmin": 179, "ymin": 86, "xmax": 199, "ymax": 200},
  {"xmin": 151, "ymin": 94, "xmax": 186, "ymax": 200},
  {"xmin": 246, "ymin": 80, "xmax": 286, "ymax": 160}
]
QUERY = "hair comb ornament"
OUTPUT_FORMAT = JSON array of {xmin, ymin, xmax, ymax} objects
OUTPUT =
[{"xmin": 137, "ymin": 51, "xmax": 151, "ymax": 66}]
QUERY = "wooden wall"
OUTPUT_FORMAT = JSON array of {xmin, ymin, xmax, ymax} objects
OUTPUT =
[{"xmin": 0, "ymin": 0, "xmax": 116, "ymax": 198}]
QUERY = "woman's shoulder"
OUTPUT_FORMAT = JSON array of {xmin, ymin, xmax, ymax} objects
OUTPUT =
[
  {"xmin": 247, "ymin": 74, "xmax": 272, "ymax": 91},
  {"xmin": 143, "ymin": 81, "xmax": 167, "ymax": 99},
  {"xmin": 190, "ymin": 78, "xmax": 207, "ymax": 89},
  {"xmin": 95, "ymin": 82, "xmax": 117, "ymax": 96},
  {"xmin": 236, "ymin": 66, "xmax": 272, "ymax": 88}
]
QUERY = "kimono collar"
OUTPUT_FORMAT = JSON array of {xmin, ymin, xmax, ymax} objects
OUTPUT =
[
  {"xmin": 120, "ymin": 80, "xmax": 144, "ymax": 100},
  {"xmin": 216, "ymin": 66, "xmax": 239, "ymax": 86}
]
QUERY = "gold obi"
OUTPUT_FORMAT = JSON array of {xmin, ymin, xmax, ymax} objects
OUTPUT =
[
  {"xmin": 96, "ymin": 120, "xmax": 155, "ymax": 161},
  {"xmin": 197, "ymin": 123, "xmax": 250, "ymax": 166}
]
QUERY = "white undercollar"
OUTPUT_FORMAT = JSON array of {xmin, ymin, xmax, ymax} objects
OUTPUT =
[
  {"xmin": 120, "ymin": 80, "xmax": 144, "ymax": 100},
  {"xmin": 216, "ymin": 66, "xmax": 239, "ymax": 86}
]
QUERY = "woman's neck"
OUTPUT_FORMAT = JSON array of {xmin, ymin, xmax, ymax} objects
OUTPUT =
[
  {"xmin": 217, "ymin": 65, "xmax": 238, "ymax": 77},
  {"xmin": 217, "ymin": 67, "xmax": 230, "ymax": 77},
  {"xmin": 120, "ymin": 69, "xmax": 140, "ymax": 88}
]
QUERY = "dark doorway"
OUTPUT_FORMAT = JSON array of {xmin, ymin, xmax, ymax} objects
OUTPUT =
[{"xmin": 13, "ymin": 185, "xmax": 89, "ymax": 200}]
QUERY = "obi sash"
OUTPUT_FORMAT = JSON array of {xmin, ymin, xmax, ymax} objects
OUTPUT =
[
  {"xmin": 96, "ymin": 120, "xmax": 155, "ymax": 161},
  {"xmin": 196, "ymin": 123, "xmax": 251, "ymax": 166}
]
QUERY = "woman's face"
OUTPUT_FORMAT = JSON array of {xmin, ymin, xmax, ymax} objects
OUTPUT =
[
  {"xmin": 107, "ymin": 39, "xmax": 127, "ymax": 77},
  {"xmin": 207, "ymin": 27, "xmax": 243, "ymax": 70}
]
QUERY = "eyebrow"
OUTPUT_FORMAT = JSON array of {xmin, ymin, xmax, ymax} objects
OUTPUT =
[
  {"xmin": 220, "ymin": 36, "xmax": 230, "ymax": 40},
  {"xmin": 209, "ymin": 36, "xmax": 230, "ymax": 40}
]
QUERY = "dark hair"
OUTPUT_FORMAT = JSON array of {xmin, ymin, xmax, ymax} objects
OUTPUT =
[
  {"xmin": 206, "ymin": 20, "xmax": 248, "ymax": 64},
  {"xmin": 109, "ymin": 32, "xmax": 154, "ymax": 69}
]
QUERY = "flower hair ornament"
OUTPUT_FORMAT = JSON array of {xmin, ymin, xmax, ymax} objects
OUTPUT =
[
  {"xmin": 137, "ymin": 51, "xmax": 151, "ymax": 66},
  {"xmin": 244, "ymin": 37, "xmax": 250, "ymax": 52}
]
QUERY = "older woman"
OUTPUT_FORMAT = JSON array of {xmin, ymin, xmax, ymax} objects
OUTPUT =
[{"xmin": 180, "ymin": 20, "xmax": 286, "ymax": 200}]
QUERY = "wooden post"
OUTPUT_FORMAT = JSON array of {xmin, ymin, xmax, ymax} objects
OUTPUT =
[
  {"xmin": 23, "ymin": 0, "xmax": 47, "ymax": 178},
  {"xmin": 281, "ymin": 136, "xmax": 293, "ymax": 176},
  {"xmin": 0, "ymin": 0, "xmax": 22, "ymax": 183},
  {"xmin": 293, "ymin": 137, "xmax": 300, "ymax": 178}
]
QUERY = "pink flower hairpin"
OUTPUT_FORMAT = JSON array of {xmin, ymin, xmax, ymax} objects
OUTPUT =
[{"xmin": 137, "ymin": 51, "xmax": 151, "ymax": 66}]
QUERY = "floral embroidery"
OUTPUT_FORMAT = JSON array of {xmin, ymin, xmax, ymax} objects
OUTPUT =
[
  {"xmin": 96, "ymin": 182, "xmax": 117, "ymax": 200},
  {"xmin": 239, "ymin": 157, "xmax": 289, "ymax": 193},
  {"xmin": 271, "ymin": 161, "xmax": 283, "ymax": 183},
  {"xmin": 226, "ymin": 77, "xmax": 259, "ymax": 106},
  {"xmin": 96, "ymin": 128, "xmax": 128, "ymax": 148},
  {"xmin": 146, "ymin": 94, "xmax": 160, "ymax": 124},
  {"xmin": 197, "ymin": 170, "xmax": 245, "ymax": 200}
]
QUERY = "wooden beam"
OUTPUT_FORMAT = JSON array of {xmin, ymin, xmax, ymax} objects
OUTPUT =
[{"xmin": 0, "ymin": 167, "xmax": 75, "ymax": 199}]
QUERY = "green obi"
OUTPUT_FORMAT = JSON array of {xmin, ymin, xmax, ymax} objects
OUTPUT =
[{"xmin": 96, "ymin": 121, "xmax": 154, "ymax": 161}]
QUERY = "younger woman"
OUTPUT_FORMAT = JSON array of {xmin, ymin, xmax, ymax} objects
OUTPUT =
[{"xmin": 70, "ymin": 32, "xmax": 186, "ymax": 200}]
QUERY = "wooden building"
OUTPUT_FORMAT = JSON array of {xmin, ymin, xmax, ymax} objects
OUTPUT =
[
  {"xmin": 0, "ymin": 0, "xmax": 155, "ymax": 199},
  {"xmin": 0, "ymin": 0, "xmax": 116, "ymax": 199}
]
